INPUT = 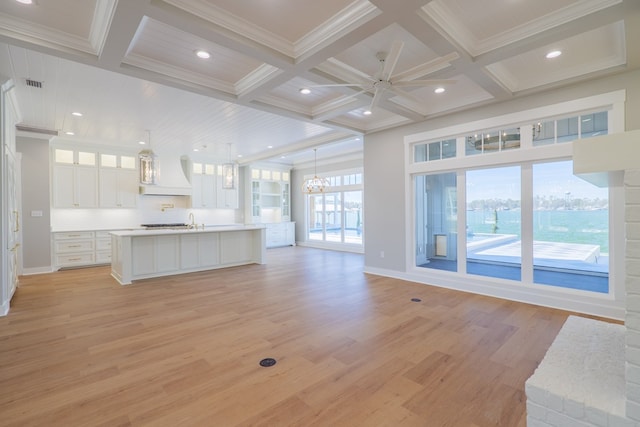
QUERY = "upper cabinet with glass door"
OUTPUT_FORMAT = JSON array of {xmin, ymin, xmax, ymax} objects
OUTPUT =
[
  {"xmin": 52, "ymin": 147, "xmax": 98, "ymax": 208},
  {"xmin": 98, "ymin": 153, "xmax": 138, "ymax": 208},
  {"xmin": 246, "ymin": 166, "xmax": 291, "ymax": 223}
]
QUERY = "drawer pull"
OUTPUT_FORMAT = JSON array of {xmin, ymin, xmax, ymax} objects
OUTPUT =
[
  {"xmin": 69, "ymin": 258, "xmax": 82, "ymax": 261},
  {"xmin": 68, "ymin": 245, "xmax": 82, "ymax": 248}
]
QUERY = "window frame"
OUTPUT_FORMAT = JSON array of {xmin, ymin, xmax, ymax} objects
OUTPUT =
[
  {"xmin": 302, "ymin": 168, "xmax": 364, "ymax": 253},
  {"xmin": 403, "ymin": 90, "xmax": 626, "ymax": 317}
]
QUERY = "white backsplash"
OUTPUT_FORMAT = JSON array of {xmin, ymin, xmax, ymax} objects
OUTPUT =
[{"xmin": 51, "ymin": 195, "xmax": 241, "ymax": 231}]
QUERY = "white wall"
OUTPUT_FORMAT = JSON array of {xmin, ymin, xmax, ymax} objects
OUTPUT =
[{"xmin": 16, "ymin": 136, "xmax": 51, "ymax": 272}]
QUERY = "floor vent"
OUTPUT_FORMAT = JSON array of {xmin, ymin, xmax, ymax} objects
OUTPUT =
[{"xmin": 25, "ymin": 78, "xmax": 43, "ymax": 88}]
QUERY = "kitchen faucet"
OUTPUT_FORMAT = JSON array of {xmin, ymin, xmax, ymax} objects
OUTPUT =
[{"xmin": 188, "ymin": 212, "xmax": 196, "ymax": 229}]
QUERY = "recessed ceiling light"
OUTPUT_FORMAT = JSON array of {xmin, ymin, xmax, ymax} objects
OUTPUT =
[
  {"xmin": 193, "ymin": 148, "xmax": 199, "ymax": 152},
  {"xmin": 434, "ymin": 87, "xmax": 445, "ymax": 94},
  {"xmin": 299, "ymin": 88, "xmax": 311, "ymax": 95},
  {"xmin": 15, "ymin": 0, "xmax": 33, "ymax": 4},
  {"xmin": 280, "ymin": 155, "xmax": 286, "ymax": 159},
  {"xmin": 138, "ymin": 140, "xmax": 146, "ymax": 145},
  {"xmin": 71, "ymin": 111, "xmax": 83, "ymax": 117},
  {"xmin": 195, "ymin": 50, "xmax": 211, "ymax": 59},
  {"xmin": 237, "ymin": 154, "xmax": 243, "ymax": 158},
  {"xmin": 363, "ymin": 110, "xmax": 372, "ymax": 116},
  {"xmin": 267, "ymin": 145, "xmax": 273, "ymax": 149},
  {"xmin": 65, "ymin": 131, "xmax": 75, "ymax": 136},
  {"xmin": 545, "ymin": 50, "xmax": 562, "ymax": 59}
]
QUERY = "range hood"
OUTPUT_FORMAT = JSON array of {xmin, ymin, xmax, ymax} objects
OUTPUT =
[{"xmin": 139, "ymin": 152, "xmax": 192, "ymax": 196}]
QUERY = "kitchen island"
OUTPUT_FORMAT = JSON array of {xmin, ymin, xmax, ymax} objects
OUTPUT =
[{"xmin": 110, "ymin": 225, "xmax": 266, "ymax": 285}]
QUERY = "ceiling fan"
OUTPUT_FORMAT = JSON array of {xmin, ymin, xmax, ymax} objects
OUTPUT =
[{"xmin": 301, "ymin": 41, "xmax": 457, "ymax": 114}]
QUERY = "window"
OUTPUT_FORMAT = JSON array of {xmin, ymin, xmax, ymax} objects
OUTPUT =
[
  {"xmin": 466, "ymin": 166, "xmax": 521, "ymax": 280},
  {"xmin": 411, "ymin": 107, "xmax": 612, "ymax": 295},
  {"xmin": 532, "ymin": 161, "xmax": 608, "ymax": 292},
  {"xmin": 415, "ymin": 172, "xmax": 457, "ymax": 271},
  {"xmin": 533, "ymin": 111, "xmax": 608, "ymax": 146},
  {"xmin": 465, "ymin": 128, "xmax": 521, "ymax": 156},
  {"xmin": 415, "ymin": 139, "xmax": 456, "ymax": 162},
  {"xmin": 304, "ymin": 170, "xmax": 363, "ymax": 248}
]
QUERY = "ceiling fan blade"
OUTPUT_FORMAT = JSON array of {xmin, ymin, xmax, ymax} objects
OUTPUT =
[
  {"xmin": 338, "ymin": 89, "xmax": 368, "ymax": 102},
  {"xmin": 393, "ymin": 79, "xmax": 457, "ymax": 88},
  {"xmin": 381, "ymin": 41, "xmax": 404, "ymax": 81},
  {"xmin": 368, "ymin": 87, "xmax": 385, "ymax": 112},
  {"xmin": 391, "ymin": 52, "xmax": 459, "ymax": 82}
]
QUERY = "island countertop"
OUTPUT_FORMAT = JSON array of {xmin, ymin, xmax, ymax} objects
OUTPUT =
[{"xmin": 110, "ymin": 224, "xmax": 265, "ymax": 237}]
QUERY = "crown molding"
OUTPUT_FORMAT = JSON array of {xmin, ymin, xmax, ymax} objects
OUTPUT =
[
  {"xmin": 0, "ymin": 13, "xmax": 95, "ymax": 55},
  {"xmin": 294, "ymin": 0, "xmax": 380, "ymax": 60},
  {"xmin": 89, "ymin": 0, "xmax": 118, "ymax": 54},
  {"xmin": 163, "ymin": 0, "xmax": 294, "ymax": 57},
  {"xmin": 235, "ymin": 63, "xmax": 281, "ymax": 97},
  {"xmin": 123, "ymin": 53, "xmax": 235, "ymax": 94},
  {"xmin": 422, "ymin": 0, "xmax": 622, "ymax": 57}
]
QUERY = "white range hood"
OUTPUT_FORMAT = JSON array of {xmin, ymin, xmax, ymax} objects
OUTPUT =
[{"xmin": 139, "ymin": 152, "xmax": 192, "ymax": 196}]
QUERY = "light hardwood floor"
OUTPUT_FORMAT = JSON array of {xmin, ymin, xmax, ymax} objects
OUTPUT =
[{"xmin": 0, "ymin": 247, "xmax": 609, "ymax": 426}]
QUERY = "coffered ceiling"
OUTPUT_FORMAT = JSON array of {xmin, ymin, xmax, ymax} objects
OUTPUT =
[{"xmin": 0, "ymin": 0, "xmax": 637, "ymax": 165}]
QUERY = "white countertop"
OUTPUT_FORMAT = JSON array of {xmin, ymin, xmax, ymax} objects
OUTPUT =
[{"xmin": 110, "ymin": 224, "xmax": 265, "ymax": 237}]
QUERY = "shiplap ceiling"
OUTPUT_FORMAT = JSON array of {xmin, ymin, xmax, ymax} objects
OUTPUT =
[{"xmin": 0, "ymin": 0, "xmax": 638, "ymax": 165}]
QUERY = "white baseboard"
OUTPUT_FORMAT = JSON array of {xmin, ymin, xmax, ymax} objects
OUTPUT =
[
  {"xmin": 22, "ymin": 266, "xmax": 55, "ymax": 275},
  {"xmin": 363, "ymin": 265, "xmax": 625, "ymax": 321},
  {"xmin": 0, "ymin": 298, "xmax": 9, "ymax": 316}
]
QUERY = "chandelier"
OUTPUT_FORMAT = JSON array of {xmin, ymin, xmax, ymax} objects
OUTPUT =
[{"xmin": 302, "ymin": 148, "xmax": 329, "ymax": 194}]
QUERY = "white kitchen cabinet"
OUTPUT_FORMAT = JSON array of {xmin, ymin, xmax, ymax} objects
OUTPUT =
[
  {"xmin": 99, "ymin": 168, "xmax": 138, "ymax": 208},
  {"xmin": 52, "ymin": 147, "xmax": 140, "ymax": 209},
  {"xmin": 132, "ymin": 235, "xmax": 180, "ymax": 276},
  {"xmin": 111, "ymin": 226, "xmax": 266, "ymax": 285},
  {"xmin": 216, "ymin": 164, "xmax": 238, "ymax": 209},
  {"xmin": 265, "ymin": 222, "xmax": 295, "ymax": 248},
  {"xmin": 180, "ymin": 233, "xmax": 219, "ymax": 269},
  {"xmin": 95, "ymin": 231, "xmax": 112, "ymax": 264},
  {"xmin": 53, "ymin": 164, "xmax": 98, "ymax": 208},
  {"xmin": 99, "ymin": 154, "xmax": 138, "ymax": 208},
  {"xmin": 52, "ymin": 230, "xmax": 119, "ymax": 269},
  {"xmin": 244, "ymin": 165, "xmax": 291, "ymax": 224},
  {"xmin": 220, "ymin": 230, "xmax": 256, "ymax": 264},
  {"xmin": 191, "ymin": 163, "xmax": 216, "ymax": 208},
  {"xmin": 53, "ymin": 148, "xmax": 98, "ymax": 208},
  {"xmin": 52, "ymin": 231, "xmax": 96, "ymax": 268}
]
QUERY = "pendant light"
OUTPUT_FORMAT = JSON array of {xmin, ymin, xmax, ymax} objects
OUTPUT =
[
  {"xmin": 302, "ymin": 148, "xmax": 329, "ymax": 194},
  {"xmin": 222, "ymin": 143, "xmax": 235, "ymax": 189},
  {"xmin": 139, "ymin": 130, "xmax": 156, "ymax": 185}
]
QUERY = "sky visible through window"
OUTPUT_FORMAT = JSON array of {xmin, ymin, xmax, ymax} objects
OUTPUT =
[{"xmin": 467, "ymin": 161, "xmax": 607, "ymax": 202}]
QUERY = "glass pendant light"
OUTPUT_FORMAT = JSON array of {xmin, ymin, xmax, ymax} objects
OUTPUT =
[
  {"xmin": 222, "ymin": 143, "xmax": 235, "ymax": 189},
  {"xmin": 139, "ymin": 130, "xmax": 156, "ymax": 185}
]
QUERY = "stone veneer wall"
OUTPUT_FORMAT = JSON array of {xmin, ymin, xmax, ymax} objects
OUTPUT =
[
  {"xmin": 525, "ymin": 169, "xmax": 640, "ymax": 427},
  {"xmin": 626, "ymin": 169, "xmax": 640, "ymax": 422}
]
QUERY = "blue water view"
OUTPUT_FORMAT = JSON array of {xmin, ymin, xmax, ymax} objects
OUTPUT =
[{"xmin": 466, "ymin": 209, "xmax": 609, "ymax": 253}]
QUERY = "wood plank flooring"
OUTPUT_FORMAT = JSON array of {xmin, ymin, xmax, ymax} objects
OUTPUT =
[{"xmin": 0, "ymin": 247, "xmax": 612, "ymax": 426}]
